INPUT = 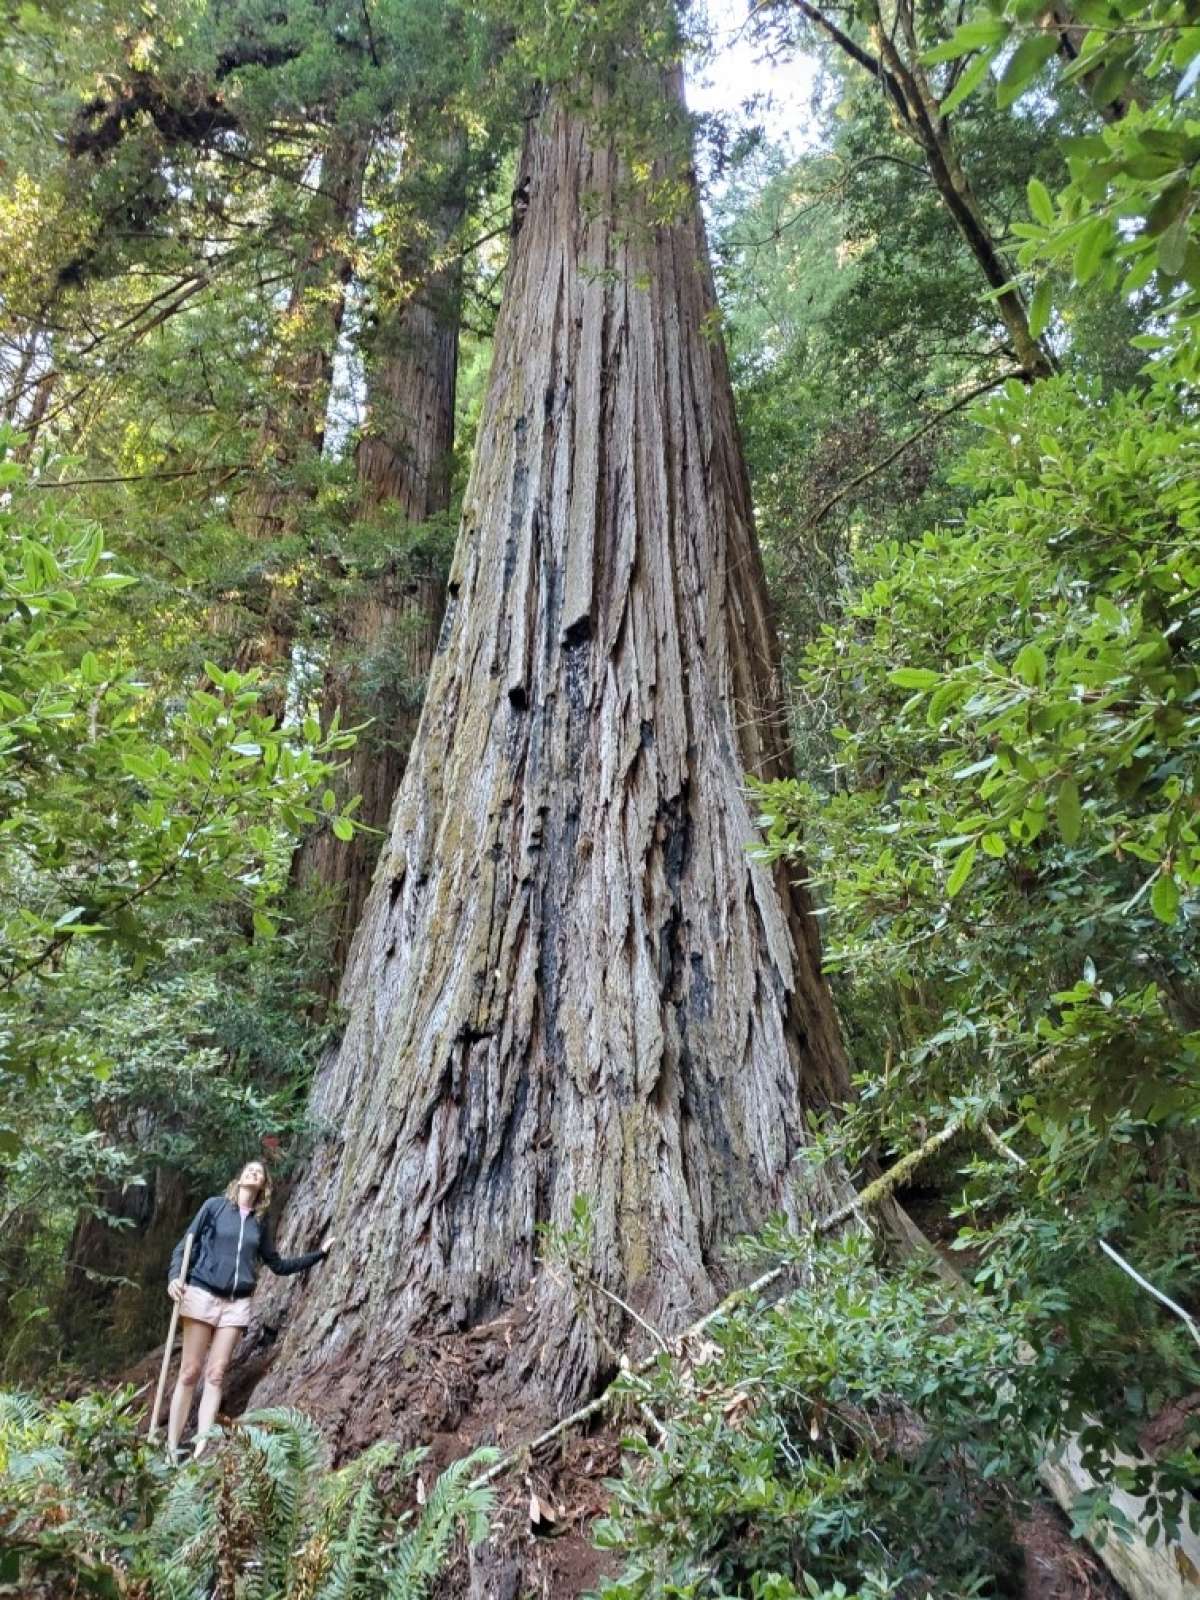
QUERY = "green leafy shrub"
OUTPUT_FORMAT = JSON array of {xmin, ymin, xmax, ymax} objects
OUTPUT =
[
  {"xmin": 0, "ymin": 440, "xmax": 365, "ymax": 1366},
  {"xmin": 753, "ymin": 360, "xmax": 1200, "ymax": 1484},
  {"xmin": 592, "ymin": 1232, "xmax": 1078, "ymax": 1599},
  {"xmin": 921, "ymin": 0, "xmax": 1200, "ymax": 378},
  {"xmin": 0, "ymin": 438, "xmax": 360, "ymax": 1088}
]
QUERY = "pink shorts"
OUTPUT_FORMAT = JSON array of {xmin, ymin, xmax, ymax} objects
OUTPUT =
[{"xmin": 180, "ymin": 1284, "xmax": 252, "ymax": 1330}]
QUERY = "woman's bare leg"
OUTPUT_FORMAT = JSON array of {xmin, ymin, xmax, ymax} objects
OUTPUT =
[
  {"xmin": 167, "ymin": 1319, "xmax": 212, "ymax": 1457},
  {"xmin": 193, "ymin": 1324, "xmax": 242, "ymax": 1458}
]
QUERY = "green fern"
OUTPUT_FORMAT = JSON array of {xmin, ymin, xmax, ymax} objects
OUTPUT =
[
  {"xmin": 0, "ymin": 1389, "xmax": 499, "ymax": 1600},
  {"xmin": 382, "ymin": 1450, "xmax": 500, "ymax": 1600},
  {"xmin": 148, "ymin": 1470, "xmax": 218, "ymax": 1600},
  {"xmin": 316, "ymin": 1476, "xmax": 383, "ymax": 1600}
]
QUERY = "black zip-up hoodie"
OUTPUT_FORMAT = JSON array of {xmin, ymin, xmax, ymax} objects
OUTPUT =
[{"xmin": 168, "ymin": 1196, "xmax": 325, "ymax": 1299}]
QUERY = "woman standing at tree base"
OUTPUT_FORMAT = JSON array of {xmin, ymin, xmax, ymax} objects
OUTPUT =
[{"xmin": 164, "ymin": 1160, "xmax": 333, "ymax": 1460}]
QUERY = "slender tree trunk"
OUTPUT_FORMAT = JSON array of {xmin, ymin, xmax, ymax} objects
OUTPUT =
[
  {"xmin": 13, "ymin": 370, "xmax": 56, "ymax": 461},
  {"xmin": 795, "ymin": 0, "xmax": 1054, "ymax": 381},
  {"xmin": 874, "ymin": 9, "xmax": 1054, "ymax": 380},
  {"xmin": 249, "ymin": 72, "xmax": 852, "ymax": 1447},
  {"xmin": 3, "ymin": 332, "xmax": 39, "ymax": 428},
  {"xmin": 4, "ymin": 318, "xmax": 56, "ymax": 456}
]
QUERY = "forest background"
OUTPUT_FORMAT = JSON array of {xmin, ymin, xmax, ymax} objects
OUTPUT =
[{"xmin": 1, "ymin": 0, "xmax": 1199, "ymax": 1594}]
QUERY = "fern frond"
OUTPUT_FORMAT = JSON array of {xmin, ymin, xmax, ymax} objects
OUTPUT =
[
  {"xmin": 382, "ymin": 1450, "xmax": 499, "ymax": 1600},
  {"xmin": 314, "ymin": 1476, "xmax": 382, "ymax": 1600},
  {"xmin": 0, "ymin": 1390, "xmax": 45, "ymax": 1432},
  {"xmin": 240, "ymin": 1407, "xmax": 330, "ymax": 1476},
  {"xmin": 144, "ymin": 1464, "xmax": 218, "ymax": 1600},
  {"xmin": 316, "ymin": 1440, "xmax": 402, "ymax": 1526}
]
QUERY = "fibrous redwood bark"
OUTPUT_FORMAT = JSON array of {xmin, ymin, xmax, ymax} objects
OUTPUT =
[{"xmin": 251, "ymin": 73, "xmax": 851, "ymax": 1440}]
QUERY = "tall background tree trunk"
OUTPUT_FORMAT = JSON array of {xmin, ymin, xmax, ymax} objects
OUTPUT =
[
  {"xmin": 293, "ymin": 187, "xmax": 463, "ymax": 992},
  {"xmin": 59, "ymin": 1165, "xmax": 192, "ymax": 1359},
  {"xmin": 226, "ymin": 135, "xmax": 366, "ymax": 699},
  {"xmin": 248, "ymin": 73, "xmax": 851, "ymax": 1450}
]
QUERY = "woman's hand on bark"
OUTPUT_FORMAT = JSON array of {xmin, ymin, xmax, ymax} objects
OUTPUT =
[{"xmin": 167, "ymin": 1278, "xmax": 185, "ymax": 1303}]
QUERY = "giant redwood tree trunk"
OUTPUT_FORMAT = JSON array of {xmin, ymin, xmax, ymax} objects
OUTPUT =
[
  {"xmin": 250, "ymin": 73, "xmax": 852, "ymax": 1445},
  {"xmin": 293, "ymin": 196, "xmax": 461, "ymax": 989}
]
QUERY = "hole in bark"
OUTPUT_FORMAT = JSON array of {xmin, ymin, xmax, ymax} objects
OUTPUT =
[
  {"xmin": 389, "ymin": 876, "xmax": 403, "ymax": 907},
  {"xmin": 436, "ymin": 583, "xmax": 459, "ymax": 654},
  {"xmin": 563, "ymin": 612, "xmax": 592, "ymax": 646},
  {"xmin": 456, "ymin": 1024, "xmax": 494, "ymax": 1047},
  {"xmin": 640, "ymin": 718, "xmax": 654, "ymax": 747},
  {"xmin": 508, "ymin": 684, "xmax": 528, "ymax": 711}
]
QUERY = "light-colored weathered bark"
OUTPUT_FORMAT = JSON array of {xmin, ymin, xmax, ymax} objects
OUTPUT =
[
  {"xmin": 252, "ymin": 73, "xmax": 851, "ymax": 1437},
  {"xmin": 1041, "ymin": 1428, "xmax": 1200, "ymax": 1598}
]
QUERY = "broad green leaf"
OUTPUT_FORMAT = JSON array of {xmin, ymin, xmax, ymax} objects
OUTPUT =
[
  {"xmin": 941, "ymin": 49, "xmax": 995, "ymax": 115},
  {"xmin": 1158, "ymin": 218, "xmax": 1190, "ymax": 278},
  {"xmin": 122, "ymin": 752, "xmax": 159, "ymax": 782},
  {"xmin": 1089, "ymin": 57, "xmax": 1131, "ymax": 111},
  {"xmin": 1028, "ymin": 277, "xmax": 1053, "ymax": 339},
  {"xmin": 997, "ymin": 34, "xmax": 1058, "ymax": 108},
  {"xmin": 947, "ymin": 843, "xmax": 978, "ymax": 899},
  {"xmin": 1027, "ymin": 178, "xmax": 1055, "ymax": 227},
  {"xmin": 1074, "ymin": 217, "xmax": 1111, "ymax": 285},
  {"xmin": 888, "ymin": 667, "xmax": 941, "ymax": 690},
  {"xmin": 1014, "ymin": 643, "xmax": 1048, "ymax": 686},
  {"xmin": 1151, "ymin": 871, "xmax": 1180, "ymax": 924},
  {"xmin": 923, "ymin": 15, "xmax": 1008, "ymax": 63},
  {"xmin": 1057, "ymin": 778, "xmax": 1082, "ymax": 845}
]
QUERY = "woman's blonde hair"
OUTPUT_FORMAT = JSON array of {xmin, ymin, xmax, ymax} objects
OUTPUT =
[{"xmin": 225, "ymin": 1164, "xmax": 272, "ymax": 1218}]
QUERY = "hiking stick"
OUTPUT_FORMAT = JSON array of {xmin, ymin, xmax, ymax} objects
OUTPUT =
[{"xmin": 149, "ymin": 1231, "xmax": 193, "ymax": 1442}]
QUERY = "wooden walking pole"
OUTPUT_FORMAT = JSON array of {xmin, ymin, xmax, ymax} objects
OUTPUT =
[{"xmin": 149, "ymin": 1231, "xmax": 193, "ymax": 1443}]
